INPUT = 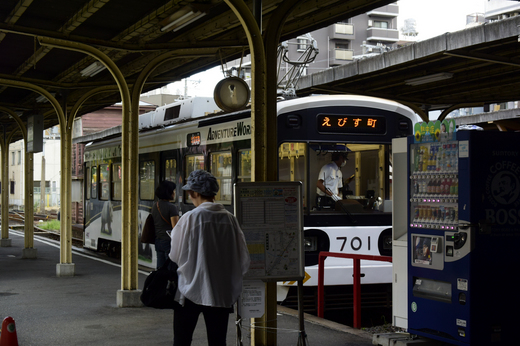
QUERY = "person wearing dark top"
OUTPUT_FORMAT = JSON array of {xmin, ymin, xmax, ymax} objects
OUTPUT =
[{"xmin": 152, "ymin": 180, "xmax": 179, "ymax": 269}]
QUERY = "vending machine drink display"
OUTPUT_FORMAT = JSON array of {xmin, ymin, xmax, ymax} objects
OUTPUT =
[{"xmin": 407, "ymin": 122, "xmax": 520, "ymax": 345}]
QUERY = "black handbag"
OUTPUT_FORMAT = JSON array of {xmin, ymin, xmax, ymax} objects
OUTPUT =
[{"xmin": 140, "ymin": 259, "xmax": 179, "ymax": 309}]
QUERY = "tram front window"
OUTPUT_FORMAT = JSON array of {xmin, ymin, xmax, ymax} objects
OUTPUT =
[
  {"xmin": 278, "ymin": 142, "xmax": 391, "ymax": 214},
  {"xmin": 310, "ymin": 143, "xmax": 390, "ymax": 214}
]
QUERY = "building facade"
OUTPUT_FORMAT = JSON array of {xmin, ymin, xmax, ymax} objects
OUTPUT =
[
  {"xmin": 485, "ymin": 0, "xmax": 520, "ymax": 21},
  {"xmin": 8, "ymin": 127, "xmax": 61, "ymax": 212},
  {"xmin": 226, "ymin": 3, "xmax": 399, "ymax": 94}
]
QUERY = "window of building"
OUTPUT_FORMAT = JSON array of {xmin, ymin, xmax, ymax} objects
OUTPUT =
[
  {"xmin": 17, "ymin": 151, "xmax": 21, "ymax": 165},
  {"xmin": 99, "ymin": 164, "xmax": 110, "ymax": 200},
  {"xmin": 210, "ymin": 152, "xmax": 232, "ymax": 205},
  {"xmin": 52, "ymin": 181, "xmax": 56, "ymax": 192},
  {"xmin": 10, "ymin": 181, "xmax": 15, "ymax": 194},
  {"xmin": 373, "ymin": 21, "xmax": 389, "ymax": 29},
  {"xmin": 112, "ymin": 163, "xmax": 122, "ymax": 201},
  {"xmin": 11, "ymin": 152, "xmax": 15, "ymax": 166},
  {"xmin": 140, "ymin": 161, "xmax": 155, "ymax": 201}
]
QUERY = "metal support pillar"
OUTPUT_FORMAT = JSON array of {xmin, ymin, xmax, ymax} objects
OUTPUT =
[
  {"xmin": 224, "ymin": 0, "xmax": 271, "ymax": 344},
  {"xmin": 0, "ymin": 79, "xmax": 68, "ymax": 266},
  {"xmin": 23, "ymin": 151, "xmax": 35, "ymax": 258},
  {"xmin": 38, "ymin": 37, "xmax": 136, "ymax": 302},
  {"xmin": 0, "ymin": 131, "xmax": 10, "ymax": 247},
  {"xmin": 0, "ymin": 106, "xmax": 36, "ymax": 257},
  {"xmin": 58, "ymin": 123, "xmax": 74, "ymax": 275}
]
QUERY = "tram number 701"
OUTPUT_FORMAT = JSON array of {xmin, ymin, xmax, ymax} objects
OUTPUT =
[{"xmin": 336, "ymin": 236, "xmax": 370, "ymax": 252}]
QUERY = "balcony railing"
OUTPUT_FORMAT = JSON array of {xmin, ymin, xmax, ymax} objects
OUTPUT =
[
  {"xmin": 329, "ymin": 23, "xmax": 354, "ymax": 40},
  {"xmin": 335, "ymin": 49, "xmax": 353, "ymax": 60},
  {"xmin": 329, "ymin": 48, "xmax": 353, "ymax": 66},
  {"xmin": 367, "ymin": 3, "xmax": 399, "ymax": 17},
  {"xmin": 366, "ymin": 28, "xmax": 399, "ymax": 42}
]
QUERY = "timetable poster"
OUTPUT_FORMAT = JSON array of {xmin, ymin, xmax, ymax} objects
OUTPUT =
[{"xmin": 234, "ymin": 182, "xmax": 304, "ymax": 281}]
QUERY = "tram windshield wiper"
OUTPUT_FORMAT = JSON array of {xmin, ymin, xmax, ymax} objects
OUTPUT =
[{"xmin": 335, "ymin": 201, "xmax": 357, "ymax": 225}]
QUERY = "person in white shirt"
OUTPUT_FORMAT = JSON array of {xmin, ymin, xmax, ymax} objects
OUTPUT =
[
  {"xmin": 316, "ymin": 152, "xmax": 351, "ymax": 209},
  {"xmin": 169, "ymin": 170, "xmax": 250, "ymax": 346}
]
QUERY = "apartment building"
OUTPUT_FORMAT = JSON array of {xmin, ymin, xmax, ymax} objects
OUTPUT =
[{"xmin": 485, "ymin": 0, "xmax": 520, "ymax": 21}]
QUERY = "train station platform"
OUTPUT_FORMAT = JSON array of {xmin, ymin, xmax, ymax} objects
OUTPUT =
[{"xmin": 0, "ymin": 229, "xmax": 374, "ymax": 346}]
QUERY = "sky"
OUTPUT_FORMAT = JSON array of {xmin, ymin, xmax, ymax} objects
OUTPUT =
[{"xmin": 165, "ymin": 0, "xmax": 487, "ymax": 98}]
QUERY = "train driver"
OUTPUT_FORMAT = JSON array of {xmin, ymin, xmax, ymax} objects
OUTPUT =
[{"xmin": 316, "ymin": 152, "xmax": 352, "ymax": 209}]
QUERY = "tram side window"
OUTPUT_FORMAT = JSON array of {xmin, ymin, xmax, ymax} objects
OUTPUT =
[
  {"xmin": 112, "ymin": 163, "xmax": 122, "ymax": 201},
  {"xmin": 91, "ymin": 166, "xmax": 98, "ymax": 199},
  {"xmin": 164, "ymin": 158, "xmax": 177, "ymax": 182},
  {"xmin": 278, "ymin": 143, "xmax": 307, "ymax": 208},
  {"xmin": 86, "ymin": 167, "xmax": 91, "ymax": 200},
  {"xmin": 184, "ymin": 155, "xmax": 204, "ymax": 203},
  {"xmin": 238, "ymin": 149, "xmax": 251, "ymax": 182},
  {"xmin": 99, "ymin": 164, "xmax": 110, "ymax": 200},
  {"xmin": 140, "ymin": 161, "xmax": 155, "ymax": 201},
  {"xmin": 210, "ymin": 152, "xmax": 232, "ymax": 205}
]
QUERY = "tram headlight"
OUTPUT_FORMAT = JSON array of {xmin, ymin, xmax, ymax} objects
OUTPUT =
[{"xmin": 304, "ymin": 236, "xmax": 317, "ymax": 252}]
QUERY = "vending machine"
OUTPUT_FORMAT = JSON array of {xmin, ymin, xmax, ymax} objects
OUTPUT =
[{"xmin": 407, "ymin": 123, "xmax": 520, "ymax": 345}]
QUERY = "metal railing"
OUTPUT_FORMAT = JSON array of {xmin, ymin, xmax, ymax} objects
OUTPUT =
[{"xmin": 317, "ymin": 252, "xmax": 392, "ymax": 328}]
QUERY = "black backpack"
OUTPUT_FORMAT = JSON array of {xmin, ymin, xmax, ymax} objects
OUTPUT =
[{"xmin": 140, "ymin": 259, "xmax": 179, "ymax": 309}]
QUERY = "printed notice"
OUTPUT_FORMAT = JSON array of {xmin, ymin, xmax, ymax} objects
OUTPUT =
[
  {"xmin": 235, "ymin": 182, "xmax": 304, "ymax": 281},
  {"xmin": 239, "ymin": 280, "xmax": 265, "ymax": 319}
]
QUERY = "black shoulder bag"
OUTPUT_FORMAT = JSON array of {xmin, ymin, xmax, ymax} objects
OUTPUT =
[{"xmin": 140, "ymin": 258, "xmax": 179, "ymax": 309}]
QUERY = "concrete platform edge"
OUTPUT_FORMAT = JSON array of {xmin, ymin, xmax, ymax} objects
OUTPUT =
[{"xmin": 277, "ymin": 305, "xmax": 372, "ymax": 340}]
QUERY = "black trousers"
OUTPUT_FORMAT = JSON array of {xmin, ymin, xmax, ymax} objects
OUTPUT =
[{"xmin": 173, "ymin": 298, "xmax": 232, "ymax": 346}]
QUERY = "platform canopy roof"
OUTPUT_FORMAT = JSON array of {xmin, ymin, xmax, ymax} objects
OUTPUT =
[
  {"xmin": 2, "ymin": 1, "xmax": 520, "ymax": 143},
  {"xmin": 0, "ymin": 0, "xmax": 398, "ymax": 144}
]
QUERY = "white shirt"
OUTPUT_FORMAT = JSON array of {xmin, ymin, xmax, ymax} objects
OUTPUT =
[
  {"xmin": 316, "ymin": 162, "xmax": 343, "ymax": 196},
  {"xmin": 169, "ymin": 202, "xmax": 250, "ymax": 308}
]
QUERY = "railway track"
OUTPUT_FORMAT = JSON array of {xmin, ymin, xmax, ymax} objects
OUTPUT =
[{"xmin": 7, "ymin": 210, "xmax": 84, "ymax": 247}]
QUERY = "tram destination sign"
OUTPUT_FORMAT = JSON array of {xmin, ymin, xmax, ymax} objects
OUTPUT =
[{"xmin": 317, "ymin": 114, "xmax": 386, "ymax": 134}]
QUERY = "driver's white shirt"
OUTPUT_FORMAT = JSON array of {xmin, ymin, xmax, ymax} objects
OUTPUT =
[{"xmin": 316, "ymin": 162, "xmax": 342, "ymax": 196}]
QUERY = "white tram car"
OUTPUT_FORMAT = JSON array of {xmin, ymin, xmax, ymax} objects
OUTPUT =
[{"xmin": 83, "ymin": 95, "xmax": 419, "ymax": 300}]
